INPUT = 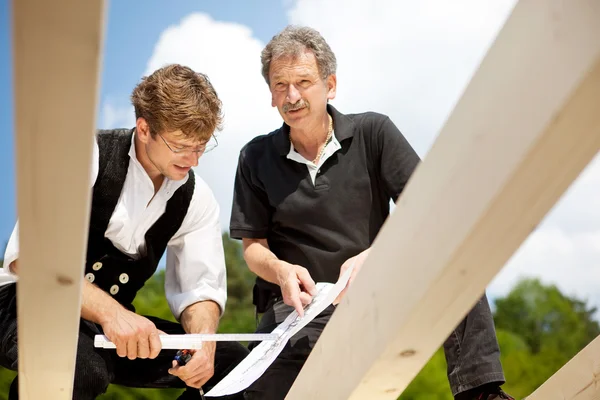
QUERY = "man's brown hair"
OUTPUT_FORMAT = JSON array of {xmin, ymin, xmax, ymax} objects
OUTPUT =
[{"xmin": 131, "ymin": 64, "xmax": 223, "ymax": 142}]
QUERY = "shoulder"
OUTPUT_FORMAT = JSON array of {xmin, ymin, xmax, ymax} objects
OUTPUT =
[
  {"xmin": 95, "ymin": 128, "xmax": 134, "ymax": 142},
  {"xmin": 238, "ymin": 127, "xmax": 282, "ymax": 166},
  {"xmin": 344, "ymin": 110, "xmax": 392, "ymax": 131},
  {"xmin": 187, "ymin": 169, "xmax": 219, "ymax": 218}
]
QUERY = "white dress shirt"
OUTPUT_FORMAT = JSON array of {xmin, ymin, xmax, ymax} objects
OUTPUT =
[{"xmin": 1, "ymin": 133, "xmax": 227, "ymax": 320}]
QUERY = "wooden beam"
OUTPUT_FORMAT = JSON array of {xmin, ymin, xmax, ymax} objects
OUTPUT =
[
  {"xmin": 525, "ymin": 334, "xmax": 600, "ymax": 399},
  {"xmin": 286, "ymin": 1, "xmax": 600, "ymax": 399},
  {"xmin": 13, "ymin": 0, "xmax": 105, "ymax": 398}
]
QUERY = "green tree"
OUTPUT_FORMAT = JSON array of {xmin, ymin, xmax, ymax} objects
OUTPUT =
[
  {"xmin": 493, "ymin": 278, "xmax": 600, "ymax": 397},
  {"xmin": 494, "ymin": 279, "xmax": 599, "ymax": 355},
  {"xmin": 3, "ymin": 256, "xmax": 598, "ymax": 400},
  {"xmin": 398, "ymin": 278, "xmax": 600, "ymax": 399}
]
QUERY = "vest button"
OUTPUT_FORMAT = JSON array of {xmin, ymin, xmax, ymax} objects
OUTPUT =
[
  {"xmin": 92, "ymin": 262, "xmax": 103, "ymax": 271},
  {"xmin": 110, "ymin": 285, "xmax": 119, "ymax": 295},
  {"xmin": 119, "ymin": 273, "xmax": 129, "ymax": 284},
  {"xmin": 85, "ymin": 273, "xmax": 95, "ymax": 283}
]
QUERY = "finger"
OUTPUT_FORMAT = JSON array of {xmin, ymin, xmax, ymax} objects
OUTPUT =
[
  {"xmin": 338, "ymin": 261, "xmax": 350, "ymax": 279},
  {"xmin": 185, "ymin": 365, "xmax": 214, "ymax": 387},
  {"xmin": 289, "ymin": 294, "xmax": 305, "ymax": 317},
  {"xmin": 185, "ymin": 375, "xmax": 203, "ymax": 389},
  {"xmin": 169, "ymin": 362, "xmax": 185, "ymax": 377},
  {"xmin": 296, "ymin": 268, "xmax": 317, "ymax": 295},
  {"xmin": 333, "ymin": 281, "xmax": 350, "ymax": 305},
  {"xmin": 299, "ymin": 291, "xmax": 313, "ymax": 305},
  {"xmin": 149, "ymin": 331, "xmax": 162, "ymax": 359},
  {"xmin": 126, "ymin": 337, "xmax": 138, "ymax": 360},
  {"xmin": 188, "ymin": 372, "xmax": 212, "ymax": 389},
  {"xmin": 115, "ymin": 338, "xmax": 127, "ymax": 358},
  {"xmin": 137, "ymin": 336, "xmax": 150, "ymax": 359},
  {"xmin": 348, "ymin": 266, "xmax": 359, "ymax": 286}
]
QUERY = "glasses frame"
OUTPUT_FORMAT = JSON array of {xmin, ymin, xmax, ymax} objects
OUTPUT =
[{"xmin": 157, "ymin": 132, "xmax": 218, "ymax": 155}]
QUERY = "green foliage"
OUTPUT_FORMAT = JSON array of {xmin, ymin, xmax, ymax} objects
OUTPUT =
[
  {"xmin": 397, "ymin": 278, "xmax": 600, "ymax": 399},
  {"xmin": 0, "ymin": 245, "xmax": 598, "ymax": 400}
]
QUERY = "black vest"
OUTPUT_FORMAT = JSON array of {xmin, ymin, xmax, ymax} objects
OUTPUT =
[{"xmin": 84, "ymin": 128, "xmax": 195, "ymax": 309}]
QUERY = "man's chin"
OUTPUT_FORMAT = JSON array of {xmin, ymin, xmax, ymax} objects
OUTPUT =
[{"xmin": 169, "ymin": 166, "xmax": 192, "ymax": 180}]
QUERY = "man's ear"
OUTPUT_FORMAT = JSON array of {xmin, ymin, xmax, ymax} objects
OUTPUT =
[
  {"xmin": 326, "ymin": 74, "xmax": 337, "ymax": 101},
  {"xmin": 135, "ymin": 117, "xmax": 151, "ymax": 144}
]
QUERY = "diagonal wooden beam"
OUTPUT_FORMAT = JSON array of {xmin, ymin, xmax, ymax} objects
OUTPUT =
[
  {"xmin": 13, "ymin": 0, "xmax": 106, "ymax": 398},
  {"xmin": 286, "ymin": 1, "xmax": 600, "ymax": 399},
  {"xmin": 525, "ymin": 334, "xmax": 600, "ymax": 399}
]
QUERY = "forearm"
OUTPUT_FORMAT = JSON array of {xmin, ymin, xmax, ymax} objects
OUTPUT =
[
  {"xmin": 242, "ymin": 239, "xmax": 289, "ymax": 285},
  {"xmin": 180, "ymin": 300, "xmax": 221, "ymax": 334},
  {"xmin": 81, "ymin": 280, "xmax": 124, "ymax": 325},
  {"xmin": 7, "ymin": 260, "xmax": 122, "ymax": 325}
]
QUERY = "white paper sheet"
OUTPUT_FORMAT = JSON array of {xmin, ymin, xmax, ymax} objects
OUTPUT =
[{"xmin": 205, "ymin": 262, "xmax": 356, "ymax": 397}]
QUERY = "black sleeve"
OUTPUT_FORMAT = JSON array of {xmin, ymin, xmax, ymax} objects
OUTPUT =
[
  {"xmin": 229, "ymin": 149, "xmax": 271, "ymax": 239},
  {"xmin": 377, "ymin": 116, "xmax": 421, "ymax": 203}
]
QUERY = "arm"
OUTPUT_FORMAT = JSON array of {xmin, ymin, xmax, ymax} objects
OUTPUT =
[
  {"xmin": 6, "ymin": 260, "xmax": 163, "ymax": 360},
  {"xmin": 243, "ymin": 238, "xmax": 316, "ymax": 316},
  {"xmin": 229, "ymin": 149, "xmax": 315, "ymax": 316},
  {"xmin": 3, "ymin": 134, "xmax": 100, "ymax": 274},
  {"xmin": 167, "ymin": 300, "xmax": 221, "ymax": 389},
  {"xmin": 81, "ymin": 280, "xmax": 162, "ymax": 360},
  {"xmin": 5, "ymin": 139, "xmax": 162, "ymax": 360},
  {"xmin": 164, "ymin": 178, "xmax": 228, "ymax": 388}
]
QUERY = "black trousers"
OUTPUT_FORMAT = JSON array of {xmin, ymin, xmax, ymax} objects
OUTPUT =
[
  {"xmin": 0, "ymin": 283, "xmax": 249, "ymax": 399},
  {"xmin": 244, "ymin": 295, "xmax": 505, "ymax": 400}
]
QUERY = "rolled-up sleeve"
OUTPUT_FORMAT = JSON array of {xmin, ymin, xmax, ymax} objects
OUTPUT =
[
  {"xmin": 165, "ymin": 177, "xmax": 227, "ymax": 320},
  {"xmin": 2, "ymin": 222, "xmax": 19, "ymax": 281},
  {"xmin": 229, "ymin": 149, "xmax": 271, "ymax": 239}
]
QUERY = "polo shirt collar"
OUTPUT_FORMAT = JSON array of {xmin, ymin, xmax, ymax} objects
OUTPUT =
[{"xmin": 273, "ymin": 104, "xmax": 355, "ymax": 156}]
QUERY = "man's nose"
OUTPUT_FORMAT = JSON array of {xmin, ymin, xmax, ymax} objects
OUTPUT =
[
  {"xmin": 184, "ymin": 151, "xmax": 200, "ymax": 166},
  {"xmin": 286, "ymin": 84, "xmax": 302, "ymax": 104}
]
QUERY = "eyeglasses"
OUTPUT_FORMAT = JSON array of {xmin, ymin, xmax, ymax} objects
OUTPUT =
[{"xmin": 157, "ymin": 133, "xmax": 218, "ymax": 155}]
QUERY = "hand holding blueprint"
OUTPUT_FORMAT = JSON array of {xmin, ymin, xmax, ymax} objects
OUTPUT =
[{"xmin": 205, "ymin": 261, "xmax": 356, "ymax": 397}]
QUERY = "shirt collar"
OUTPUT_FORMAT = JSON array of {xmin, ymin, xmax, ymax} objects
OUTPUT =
[
  {"xmin": 273, "ymin": 104, "xmax": 355, "ymax": 156},
  {"xmin": 286, "ymin": 128, "xmax": 341, "ymax": 165}
]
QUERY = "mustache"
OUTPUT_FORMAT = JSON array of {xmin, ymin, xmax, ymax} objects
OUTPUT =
[{"xmin": 282, "ymin": 99, "xmax": 309, "ymax": 113}]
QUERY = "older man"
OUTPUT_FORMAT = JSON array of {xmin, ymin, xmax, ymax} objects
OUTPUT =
[{"xmin": 230, "ymin": 26, "xmax": 514, "ymax": 400}]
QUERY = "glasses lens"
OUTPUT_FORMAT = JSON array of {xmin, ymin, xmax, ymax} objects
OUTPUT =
[{"xmin": 203, "ymin": 136, "xmax": 218, "ymax": 153}]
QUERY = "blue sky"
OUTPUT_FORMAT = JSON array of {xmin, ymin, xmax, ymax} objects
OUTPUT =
[
  {"xmin": 1, "ymin": 0, "xmax": 599, "ymax": 315},
  {"xmin": 0, "ymin": 0, "xmax": 287, "ymax": 251}
]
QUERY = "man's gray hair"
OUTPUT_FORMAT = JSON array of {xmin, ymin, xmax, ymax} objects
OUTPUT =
[{"xmin": 261, "ymin": 25, "xmax": 337, "ymax": 85}]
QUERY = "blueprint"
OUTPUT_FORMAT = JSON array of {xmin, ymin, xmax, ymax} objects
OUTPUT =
[{"xmin": 205, "ymin": 262, "xmax": 356, "ymax": 397}]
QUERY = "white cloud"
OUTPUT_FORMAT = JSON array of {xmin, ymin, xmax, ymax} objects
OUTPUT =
[
  {"xmin": 101, "ymin": 13, "xmax": 282, "ymax": 228},
  {"xmin": 100, "ymin": 99, "xmax": 135, "ymax": 129},
  {"xmin": 287, "ymin": 0, "xmax": 600, "ymax": 314},
  {"xmin": 144, "ymin": 13, "xmax": 282, "ymax": 229},
  {"xmin": 101, "ymin": 2, "xmax": 600, "ymax": 315},
  {"xmin": 489, "ymin": 155, "xmax": 600, "ymax": 314},
  {"xmin": 287, "ymin": 0, "xmax": 517, "ymax": 155}
]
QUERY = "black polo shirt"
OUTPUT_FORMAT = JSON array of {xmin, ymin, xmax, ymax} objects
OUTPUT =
[{"xmin": 229, "ymin": 104, "xmax": 420, "ymax": 293}]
